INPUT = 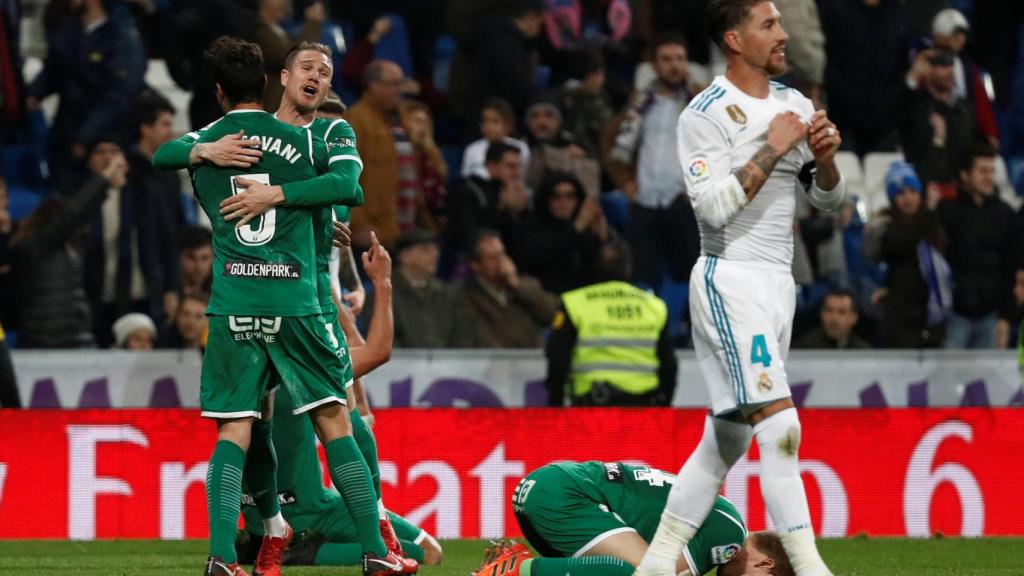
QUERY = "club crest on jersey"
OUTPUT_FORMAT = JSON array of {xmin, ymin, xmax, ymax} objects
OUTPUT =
[
  {"xmin": 726, "ymin": 104, "xmax": 747, "ymax": 125},
  {"xmin": 711, "ymin": 543, "xmax": 741, "ymax": 564},
  {"xmin": 688, "ymin": 158, "xmax": 711, "ymax": 184},
  {"xmin": 758, "ymin": 372, "xmax": 773, "ymax": 392}
]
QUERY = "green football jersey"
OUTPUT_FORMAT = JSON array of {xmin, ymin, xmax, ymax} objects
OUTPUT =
[
  {"xmin": 553, "ymin": 461, "xmax": 747, "ymax": 575},
  {"xmin": 191, "ymin": 109, "xmax": 330, "ymax": 316},
  {"xmin": 305, "ymin": 117, "xmax": 361, "ymax": 312}
]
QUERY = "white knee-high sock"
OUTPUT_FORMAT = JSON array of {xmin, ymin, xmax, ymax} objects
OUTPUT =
[
  {"xmin": 755, "ymin": 408, "xmax": 832, "ymax": 576},
  {"xmin": 635, "ymin": 416, "xmax": 752, "ymax": 575}
]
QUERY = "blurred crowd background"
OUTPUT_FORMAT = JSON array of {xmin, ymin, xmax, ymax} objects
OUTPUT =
[{"xmin": 0, "ymin": 0, "xmax": 1022, "ymax": 357}]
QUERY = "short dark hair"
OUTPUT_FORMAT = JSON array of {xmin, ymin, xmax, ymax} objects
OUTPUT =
[
  {"xmin": 204, "ymin": 36, "xmax": 266, "ymax": 106},
  {"xmin": 751, "ymin": 532, "xmax": 795, "ymax": 576},
  {"xmin": 823, "ymin": 288, "xmax": 857, "ymax": 313},
  {"xmin": 471, "ymin": 228, "xmax": 502, "ymax": 259},
  {"xmin": 284, "ymin": 41, "xmax": 333, "ymax": 71},
  {"xmin": 648, "ymin": 32, "xmax": 688, "ymax": 61},
  {"xmin": 958, "ymin": 142, "xmax": 998, "ymax": 173},
  {"xmin": 594, "ymin": 238, "xmax": 632, "ymax": 282},
  {"xmin": 136, "ymin": 89, "xmax": 175, "ymax": 129},
  {"xmin": 482, "ymin": 98, "xmax": 517, "ymax": 130},
  {"xmin": 485, "ymin": 141, "xmax": 520, "ymax": 165},
  {"xmin": 181, "ymin": 291, "xmax": 210, "ymax": 307},
  {"xmin": 179, "ymin": 226, "xmax": 212, "ymax": 252},
  {"xmin": 707, "ymin": 0, "xmax": 767, "ymax": 52}
]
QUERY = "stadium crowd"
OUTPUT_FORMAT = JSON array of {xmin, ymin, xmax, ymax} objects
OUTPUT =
[{"xmin": 0, "ymin": 0, "xmax": 1023, "ymax": 367}]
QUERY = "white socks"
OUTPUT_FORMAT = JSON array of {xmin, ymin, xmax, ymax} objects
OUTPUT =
[
  {"xmin": 263, "ymin": 512, "xmax": 288, "ymax": 538},
  {"xmin": 378, "ymin": 498, "xmax": 387, "ymax": 521},
  {"xmin": 755, "ymin": 408, "xmax": 832, "ymax": 576},
  {"xmin": 636, "ymin": 416, "xmax": 752, "ymax": 575}
]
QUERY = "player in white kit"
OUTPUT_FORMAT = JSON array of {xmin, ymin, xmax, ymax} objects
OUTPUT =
[{"xmin": 634, "ymin": 1, "xmax": 845, "ymax": 576}]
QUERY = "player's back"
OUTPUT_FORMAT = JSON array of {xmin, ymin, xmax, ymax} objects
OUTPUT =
[
  {"xmin": 679, "ymin": 77, "xmax": 816, "ymax": 267},
  {"xmin": 192, "ymin": 109, "xmax": 326, "ymax": 317}
]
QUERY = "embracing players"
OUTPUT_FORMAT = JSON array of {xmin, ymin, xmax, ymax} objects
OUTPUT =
[
  {"xmin": 153, "ymin": 37, "xmax": 408, "ymax": 576},
  {"xmin": 634, "ymin": 1, "xmax": 845, "ymax": 575}
]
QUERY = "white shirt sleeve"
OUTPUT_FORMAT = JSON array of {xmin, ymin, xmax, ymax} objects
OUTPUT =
[
  {"xmin": 677, "ymin": 108, "xmax": 748, "ymax": 230},
  {"xmin": 329, "ymin": 211, "xmax": 342, "ymax": 302}
]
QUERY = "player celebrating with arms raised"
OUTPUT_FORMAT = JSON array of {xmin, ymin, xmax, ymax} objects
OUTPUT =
[{"xmin": 634, "ymin": 1, "xmax": 844, "ymax": 575}]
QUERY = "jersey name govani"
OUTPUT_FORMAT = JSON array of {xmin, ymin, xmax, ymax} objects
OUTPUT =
[{"xmin": 677, "ymin": 76, "xmax": 817, "ymax": 267}]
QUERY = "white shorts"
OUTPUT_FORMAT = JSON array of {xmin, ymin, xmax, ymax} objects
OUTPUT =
[{"xmin": 690, "ymin": 255, "xmax": 795, "ymax": 416}]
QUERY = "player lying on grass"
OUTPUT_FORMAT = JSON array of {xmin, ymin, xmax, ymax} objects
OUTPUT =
[{"xmin": 475, "ymin": 461, "xmax": 793, "ymax": 576}]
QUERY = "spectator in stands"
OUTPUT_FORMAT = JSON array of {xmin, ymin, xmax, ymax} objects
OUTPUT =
[
  {"xmin": 929, "ymin": 8, "xmax": 1000, "ymax": 150},
  {"xmin": 938, "ymin": 144, "xmax": 1018, "ymax": 349},
  {"xmin": 0, "ymin": 0, "xmax": 25, "ymax": 146},
  {"xmin": 461, "ymin": 98, "xmax": 531, "ymax": 181},
  {"xmin": 448, "ymin": 142, "xmax": 530, "ymax": 260},
  {"xmin": 468, "ymin": 0, "xmax": 545, "ymax": 122},
  {"xmin": 561, "ymin": 49, "xmax": 615, "ymax": 162},
  {"xmin": 341, "ymin": 15, "xmax": 423, "ymax": 100},
  {"xmin": 160, "ymin": 292, "xmax": 208, "ymax": 349},
  {"xmin": 345, "ymin": 59, "xmax": 409, "ymax": 248},
  {"xmin": 1005, "ymin": 264, "xmax": 1024, "ymax": 360},
  {"xmin": 899, "ymin": 48, "xmax": 978, "ymax": 189},
  {"xmin": 819, "ymin": 0, "xmax": 909, "ymax": 156},
  {"xmin": 0, "ymin": 177, "xmax": 17, "ymax": 408},
  {"xmin": 385, "ymin": 228, "xmax": 457, "ymax": 348},
  {"xmin": 774, "ymin": 0, "xmax": 826, "ymax": 108},
  {"xmin": 177, "ymin": 225, "xmax": 213, "ymax": 302},
  {"xmin": 10, "ymin": 148, "xmax": 128, "ymax": 348},
  {"xmin": 27, "ymin": 0, "xmax": 146, "ymax": 193},
  {"xmin": 865, "ymin": 161, "xmax": 946, "ymax": 348},
  {"xmin": 112, "ymin": 312, "xmax": 157, "ymax": 350},
  {"xmin": 604, "ymin": 33, "xmax": 699, "ymax": 288},
  {"xmin": 545, "ymin": 238, "xmax": 676, "ymax": 406},
  {"xmin": 401, "ymin": 101, "xmax": 449, "ymax": 235},
  {"xmin": 78, "ymin": 141, "xmax": 159, "ymax": 347},
  {"xmin": 126, "ymin": 91, "xmax": 185, "ymax": 325},
  {"xmin": 795, "ymin": 289, "xmax": 871, "ymax": 349},
  {"xmin": 519, "ymin": 172, "xmax": 607, "ymax": 294},
  {"xmin": 455, "ymin": 229, "xmax": 558, "ymax": 348},
  {"xmin": 523, "ymin": 99, "xmax": 600, "ymax": 196},
  {"xmin": 249, "ymin": 0, "xmax": 326, "ymax": 111},
  {"xmin": 161, "ymin": 0, "xmax": 249, "ymax": 129}
]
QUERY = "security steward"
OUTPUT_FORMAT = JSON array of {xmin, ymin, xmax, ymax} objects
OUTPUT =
[{"xmin": 545, "ymin": 240, "xmax": 677, "ymax": 406}]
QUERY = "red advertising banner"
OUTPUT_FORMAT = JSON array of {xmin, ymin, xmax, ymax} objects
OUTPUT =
[{"xmin": 0, "ymin": 408, "xmax": 1022, "ymax": 540}]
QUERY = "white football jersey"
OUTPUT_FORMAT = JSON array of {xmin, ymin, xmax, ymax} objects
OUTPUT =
[{"xmin": 677, "ymin": 75, "xmax": 815, "ymax": 267}]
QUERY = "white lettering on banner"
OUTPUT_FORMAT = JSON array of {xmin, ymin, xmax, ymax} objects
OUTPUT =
[
  {"xmin": 380, "ymin": 461, "xmax": 398, "ymax": 488},
  {"xmin": 160, "ymin": 462, "xmax": 208, "ymax": 540},
  {"xmin": 723, "ymin": 456, "xmax": 849, "ymax": 537},
  {"xmin": 469, "ymin": 444, "xmax": 525, "ymax": 538},
  {"xmin": 67, "ymin": 425, "xmax": 149, "ymax": 540},
  {"xmin": 903, "ymin": 422, "xmax": 984, "ymax": 537},
  {"xmin": 404, "ymin": 462, "xmax": 461, "ymax": 538},
  {"xmin": 0, "ymin": 463, "xmax": 6, "ymax": 506}
]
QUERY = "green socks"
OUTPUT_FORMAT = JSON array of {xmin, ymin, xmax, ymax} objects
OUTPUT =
[
  {"xmin": 323, "ymin": 436, "xmax": 387, "ymax": 556},
  {"xmin": 314, "ymin": 539, "xmax": 424, "ymax": 566},
  {"xmin": 521, "ymin": 556, "xmax": 634, "ymax": 576},
  {"xmin": 206, "ymin": 440, "xmax": 246, "ymax": 562},
  {"xmin": 243, "ymin": 419, "xmax": 280, "ymax": 519},
  {"xmin": 350, "ymin": 408, "xmax": 382, "ymax": 497}
]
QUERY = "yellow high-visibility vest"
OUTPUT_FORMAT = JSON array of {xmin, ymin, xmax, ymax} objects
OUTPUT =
[{"xmin": 562, "ymin": 280, "xmax": 667, "ymax": 398}]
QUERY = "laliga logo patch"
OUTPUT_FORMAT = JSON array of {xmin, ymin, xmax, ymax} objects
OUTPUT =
[
  {"xmin": 688, "ymin": 158, "xmax": 711, "ymax": 184},
  {"xmin": 711, "ymin": 543, "xmax": 741, "ymax": 565}
]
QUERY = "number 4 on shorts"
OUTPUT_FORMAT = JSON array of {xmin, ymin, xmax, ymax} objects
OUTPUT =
[{"xmin": 751, "ymin": 334, "xmax": 772, "ymax": 367}]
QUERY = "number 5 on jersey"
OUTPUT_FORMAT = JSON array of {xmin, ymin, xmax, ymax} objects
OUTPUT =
[{"xmin": 230, "ymin": 173, "xmax": 276, "ymax": 246}]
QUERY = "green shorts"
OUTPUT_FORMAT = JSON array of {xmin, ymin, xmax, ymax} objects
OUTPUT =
[
  {"xmin": 314, "ymin": 505, "xmax": 423, "ymax": 545},
  {"xmin": 322, "ymin": 314, "xmax": 355, "ymax": 390},
  {"xmin": 512, "ymin": 465, "xmax": 634, "ymax": 558},
  {"xmin": 201, "ymin": 314, "xmax": 348, "ymax": 418}
]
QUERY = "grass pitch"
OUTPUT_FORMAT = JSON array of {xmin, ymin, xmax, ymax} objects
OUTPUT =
[{"xmin": 0, "ymin": 538, "xmax": 1022, "ymax": 575}]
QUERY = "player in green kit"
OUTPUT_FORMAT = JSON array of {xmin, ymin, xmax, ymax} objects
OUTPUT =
[
  {"xmin": 152, "ymin": 37, "xmax": 404, "ymax": 576},
  {"xmin": 474, "ymin": 461, "xmax": 793, "ymax": 576}
]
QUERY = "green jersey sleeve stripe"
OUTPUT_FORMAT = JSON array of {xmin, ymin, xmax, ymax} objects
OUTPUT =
[
  {"xmin": 323, "ymin": 118, "xmax": 346, "ymax": 141},
  {"xmin": 329, "ymin": 154, "xmax": 363, "ymax": 168}
]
